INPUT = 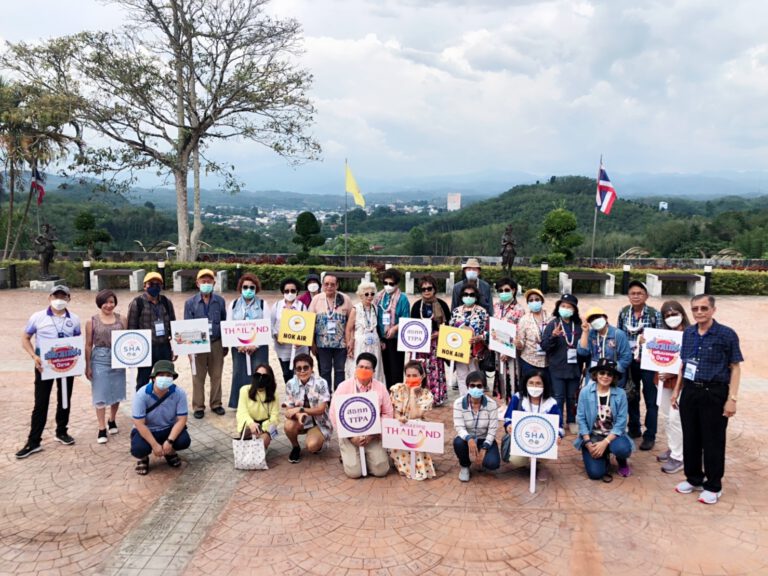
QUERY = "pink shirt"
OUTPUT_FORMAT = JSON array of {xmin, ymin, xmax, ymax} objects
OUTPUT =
[{"xmin": 330, "ymin": 378, "xmax": 394, "ymax": 429}]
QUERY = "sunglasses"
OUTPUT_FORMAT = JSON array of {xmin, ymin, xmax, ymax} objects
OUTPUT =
[
  {"xmin": 294, "ymin": 365, "xmax": 311, "ymax": 372},
  {"xmin": 383, "ymin": 281, "xmax": 397, "ymax": 286},
  {"xmin": 363, "ymin": 292, "xmax": 375, "ymax": 297},
  {"xmin": 242, "ymin": 285, "xmax": 256, "ymax": 290},
  {"xmin": 467, "ymin": 383, "xmax": 484, "ymax": 389},
  {"xmin": 420, "ymin": 286, "xmax": 435, "ymax": 292},
  {"xmin": 691, "ymin": 306, "xmax": 711, "ymax": 312},
  {"xmin": 498, "ymin": 288, "xmax": 514, "ymax": 293},
  {"xmin": 283, "ymin": 289, "xmax": 297, "ymax": 294},
  {"xmin": 664, "ymin": 313, "xmax": 679, "ymax": 318},
  {"xmin": 461, "ymin": 292, "xmax": 476, "ymax": 297},
  {"xmin": 596, "ymin": 370, "xmax": 613, "ymax": 377}
]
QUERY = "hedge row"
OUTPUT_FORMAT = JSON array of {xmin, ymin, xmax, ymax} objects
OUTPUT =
[{"xmin": 4, "ymin": 260, "xmax": 767, "ymax": 295}]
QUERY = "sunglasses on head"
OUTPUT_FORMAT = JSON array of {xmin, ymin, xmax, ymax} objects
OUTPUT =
[{"xmin": 294, "ymin": 365, "xmax": 311, "ymax": 372}]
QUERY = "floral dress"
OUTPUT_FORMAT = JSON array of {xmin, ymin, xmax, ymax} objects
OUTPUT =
[
  {"xmin": 388, "ymin": 383, "xmax": 436, "ymax": 481},
  {"xmin": 411, "ymin": 299, "xmax": 450, "ymax": 406}
]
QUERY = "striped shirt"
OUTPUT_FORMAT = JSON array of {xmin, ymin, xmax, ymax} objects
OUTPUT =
[{"xmin": 453, "ymin": 394, "xmax": 498, "ymax": 449}]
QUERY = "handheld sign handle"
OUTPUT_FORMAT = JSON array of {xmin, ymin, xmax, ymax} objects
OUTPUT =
[{"xmin": 359, "ymin": 446, "xmax": 368, "ymax": 477}]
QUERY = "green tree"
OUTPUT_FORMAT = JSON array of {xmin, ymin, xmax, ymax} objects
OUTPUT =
[
  {"xmin": 73, "ymin": 211, "xmax": 112, "ymax": 259},
  {"xmin": 404, "ymin": 227, "xmax": 427, "ymax": 255},
  {"xmin": 292, "ymin": 211, "xmax": 325, "ymax": 262},
  {"xmin": 539, "ymin": 207, "xmax": 583, "ymax": 260}
]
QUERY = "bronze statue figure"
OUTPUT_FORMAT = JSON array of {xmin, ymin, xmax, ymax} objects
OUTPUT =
[
  {"xmin": 500, "ymin": 224, "xmax": 516, "ymax": 272},
  {"xmin": 34, "ymin": 223, "xmax": 57, "ymax": 279}
]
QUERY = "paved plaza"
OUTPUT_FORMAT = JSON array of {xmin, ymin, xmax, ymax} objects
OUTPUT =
[{"xmin": 1, "ymin": 289, "xmax": 766, "ymax": 576}]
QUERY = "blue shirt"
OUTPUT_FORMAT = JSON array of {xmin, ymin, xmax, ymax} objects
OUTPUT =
[
  {"xmin": 503, "ymin": 393, "xmax": 564, "ymax": 437},
  {"xmin": 680, "ymin": 320, "xmax": 743, "ymax": 383},
  {"xmin": 577, "ymin": 325, "xmax": 632, "ymax": 373},
  {"xmin": 25, "ymin": 307, "xmax": 82, "ymax": 352},
  {"xmin": 132, "ymin": 383, "xmax": 188, "ymax": 431},
  {"xmin": 183, "ymin": 293, "xmax": 227, "ymax": 341}
]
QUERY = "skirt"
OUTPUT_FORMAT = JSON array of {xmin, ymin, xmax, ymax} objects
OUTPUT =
[{"xmin": 90, "ymin": 347, "xmax": 127, "ymax": 406}]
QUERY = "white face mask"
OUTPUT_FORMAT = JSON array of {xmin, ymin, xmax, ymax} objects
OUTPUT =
[
  {"xmin": 590, "ymin": 317, "xmax": 607, "ymax": 331},
  {"xmin": 383, "ymin": 284, "xmax": 396, "ymax": 294},
  {"xmin": 50, "ymin": 299, "xmax": 68, "ymax": 311},
  {"xmin": 307, "ymin": 283, "xmax": 320, "ymax": 293},
  {"xmin": 284, "ymin": 292, "xmax": 297, "ymax": 302},
  {"xmin": 665, "ymin": 315, "xmax": 683, "ymax": 329},
  {"xmin": 465, "ymin": 270, "xmax": 479, "ymax": 281},
  {"xmin": 528, "ymin": 386, "xmax": 544, "ymax": 398},
  {"xmin": 155, "ymin": 376, "xmax": 174, "ymax": 390}
]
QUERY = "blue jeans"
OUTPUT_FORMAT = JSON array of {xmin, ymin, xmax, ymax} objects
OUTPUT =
[
  {"xmin": 130, "ymin": 426, "xmax": 191, "ymax": 458},
  {"xmin": 453, "ymin": 436, "xmax": 501, "ymax": 470},
  {"xmin": 627, "ymin": 360, "xmax": 658, "ymax": 441},
  {"xmin": 581, "ymin": 435, "xmax": 633, "ymax": 480},
  {"xmin": 550, "ymin": 374, "xmax": 580, "ymax": 424},
  {"xmin": 317, "ymin": 347, "xmax": 347, "ymax": 392}
]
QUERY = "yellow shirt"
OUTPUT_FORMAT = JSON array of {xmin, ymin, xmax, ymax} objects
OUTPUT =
[{"xmin": 236, "ymin": 387, "xmax": 280, "ymax": 434}]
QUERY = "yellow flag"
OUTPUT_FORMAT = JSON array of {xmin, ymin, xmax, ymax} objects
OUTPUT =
[{"xmin": 345, "ymin": 164, "xmax": 365, "ymax": 208}]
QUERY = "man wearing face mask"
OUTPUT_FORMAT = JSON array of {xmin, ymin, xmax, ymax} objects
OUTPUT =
[
  {"xmin": 578, "ymin": 307, "xmax": 632, "ymax": 389},
  {"xmin": 451, "ymin": 258, "xmax": 493, "ymax": 316},
  {"xmin": 128, "ymin": 272, "xmax": 177, "ymax": 391},
  {"xmin": 617, "ymin": 280, "xmax": 663, "ymax": 450},
  {"xmin": 184, "ymin": 269, "xmax": 228, "ymax": 418},
  {"xmin": 16, "ymin": 286, "xmax": 82, "ymax": 459}
]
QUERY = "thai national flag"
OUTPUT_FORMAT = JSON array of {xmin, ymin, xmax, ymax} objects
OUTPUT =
[
  {"xmin": 32, "ymin": 167, "xmax": 45, "ymax": 206},
  {"xmin": 596, "ymin": 162, "xmax": 617, "ymax": 215}
]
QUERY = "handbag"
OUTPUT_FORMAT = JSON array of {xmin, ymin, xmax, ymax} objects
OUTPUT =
[
  {"xmin": 476, "ymin": 346, "xmax": 497, "ymax": 373},
  {"xmin": 232, "ymin": 427, "xmax": 268, "ymax": 470}
]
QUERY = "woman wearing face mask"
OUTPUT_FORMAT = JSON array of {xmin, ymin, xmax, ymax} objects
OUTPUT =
[
  {"xmin": 540, "ymin": 294, "xmax": 583, "ymax": 435},
  {"xmin": 502, "ymin": 371, "xmax": 563, "ymax": 477},
  {"xmin": 388, "ymin": 361, "xmax": 436, "ymax": 481},
  {"xmin": 228, "ymin": 274, "xmax": 271, "ymax": 409},
  {"xmin": 515, "ymin": 289, "xmax": 552, "ymax": 385},
  {"xmin": 272, "ymin": 278, "xmax": 309, "ymax": 384},
  {"xmin": 655, "ymin": 300, "xmax": 690, "ymax": 474},
  {"xmin": 410, "ymin": 276, "xmax": 451, "ymax": 406},
  {"xmin": 298, "ymin": 272, "xmax": 321, "ymax": 309},
  {"xmin": 130, "ymin": 360, "xmax": 191, "ymax": 475},
  {"xmin": 573, "ymin": 359, "xmax": 634, "ymax": 482},
  {"xmin": 578, "ymin": 307, "xmax": 632, "ymax": 389},
  {"xmin": 345, "ymin": 281, "xmax": 385, "ymax": 383},
  {"xmin": 453, "ymin": 371, "xmax": 500, "ymax": 482},
  {"xmin": 84, "ymin": 290, "xmax": 127, "ymax": 444},
  {"xmin": 492, "ymin": 278, "xmax": 525, "ymax": 402},
  {"xmin": 374, "ymin": 269, "xmax": 411, "ymax": 390},
  {"xmin": 450, "ymin": 285, "xmax": 489, "ymax": 396},
  {"xmin": 236, "ymin": 364, "xmax": 280, "ymax": 452}
]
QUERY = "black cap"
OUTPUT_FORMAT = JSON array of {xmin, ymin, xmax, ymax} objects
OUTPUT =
[
  {"xmin": 588, "ymin": 358, "xmax": 620, "ymax": 379},
  {"xmin": 628, "ymin": 280, "xmax": 648, "ymax": 294},
  {"xmin": 560, "ymin": 293, "xmax": 579, "ymax": 306}
]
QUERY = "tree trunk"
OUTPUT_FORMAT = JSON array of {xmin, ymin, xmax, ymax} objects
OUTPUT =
[
  {"xmin": 2, "ymin": 163, "xmax": 16, "ymax": 261},
  {"xmin": 8, "ymin": 176, "xmax": 35, "ymax": 260},
  {"xmin": 189, "ymin": 144, "xmax": 203, "ymax": 261},
  {"xmin": 174, "ymin": 166, "xmax": 191, "ymax": 262}
]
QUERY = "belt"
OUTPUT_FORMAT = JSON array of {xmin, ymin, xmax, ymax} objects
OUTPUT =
[{"xmin": 686, "ymin": 379, "xmax": 728, "ymax": 388}]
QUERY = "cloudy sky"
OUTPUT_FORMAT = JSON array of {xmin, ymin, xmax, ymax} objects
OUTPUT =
[{"xmin": 3, "ymin": 0, "xmax": 768, "ymax": 193}]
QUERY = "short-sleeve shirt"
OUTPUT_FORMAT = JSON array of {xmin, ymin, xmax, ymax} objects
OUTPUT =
[
  {"xmin": 25, "ymin": 307, "xmax": 82, "ymax": 350},
  {"xmin": 184, "ymin": 293, "xmax": 227, "ymax": 341},
  {"xmin": 132, "ymin": 383, "xmax": 188, "ymax": 431},
  {"xmin": 284, "ymin": 375, "xmax": 333, "ymax": 440},
  {"xmin": 309, "ymin": 292, "xmax": 352, "ymax": 349},
  {"xmin": 680, "ymin": 320, "xmax": 743, "ymax": 383}
]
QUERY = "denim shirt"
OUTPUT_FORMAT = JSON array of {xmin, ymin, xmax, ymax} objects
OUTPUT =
[
  {"xmin": 573, "ymin": 382, "xmax": 634, "ymax": 452},
  {"xmin": 577, "ymin": 325, "xmax": 632, "ymax": 374}
]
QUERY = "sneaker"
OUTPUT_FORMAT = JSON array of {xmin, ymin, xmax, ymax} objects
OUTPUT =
[
  {"xmin": 661, "ymin": 458, "xmax": 684, "ymax": 474},
  {"xmin": 656, "ymin": 449, "xmax": 671, "ymax": 462},
  {"xmin": 639, "ymin": 438, "xmax": 655, "ymax": 451},
  {"xmin": 193, "ymin": 410, "xmax": 205, "ymax": 419},
  {"xmin": 212, "ymin": 407, "xmax": 226, "ymax": 416},
  {"xmin": 617, "ymin": 464, "xmax": 632, "ymax": 478},
  {"xmin": 97, "ymin": 429, "xmax": 108, "ymax": 444},
  {"xmin": 698, "ymin": 490, "xmax": 722, "ymax": 505},
  {"xmin": 675, "ymin": 480, "xmax": 704, "ymax": 494},
  {"xmin": 55, "ymin": 433, "xmax": 75, "ymax": 445},
  {"xmin": 288, "ymin": 446, "xmax": 301, "ymax": 463},
  {"xmin": 15, "ymin": 443, "xmax": 42, "ymax": 459},
  {"xmin": 107, "ymin": 420, "xmax": 119, "ymax": 435},
  {"xmin": 458, "ymin": 466, "xmax": 471, "ymax": 482}
]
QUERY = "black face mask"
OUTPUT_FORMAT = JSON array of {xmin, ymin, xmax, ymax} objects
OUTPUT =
[{"xmin": 254, "ymin": 373, "xmax": 269, "ymax": 388}]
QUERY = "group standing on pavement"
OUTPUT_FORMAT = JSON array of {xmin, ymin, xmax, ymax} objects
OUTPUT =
[{"xmin": 13, "ymin": 263, "xmax": 744, "ymax": 505}]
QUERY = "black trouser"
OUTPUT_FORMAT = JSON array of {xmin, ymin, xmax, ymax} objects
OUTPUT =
[
  {"xmin": 136, "ymin": 341, "xmax": 174, "ymax": 391},
  {"xmin": 28, "ymin": 371, "xmax": 75, "ymax": 445},
  {"xmin": 679, "ymin": 381, "xmax": 729, "ymax": 493},
  {"xmin": 628, "ymin": 359, "xmax": 659, "ymax": 441},
  {"xmin": 381, "ymin": 336, "xmax": 405, "ymax": 390}
]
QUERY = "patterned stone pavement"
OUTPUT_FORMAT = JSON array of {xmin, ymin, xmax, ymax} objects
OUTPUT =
[{"xmin": 1, "ymin": 289, "xmax": 767, "ymax": 576}]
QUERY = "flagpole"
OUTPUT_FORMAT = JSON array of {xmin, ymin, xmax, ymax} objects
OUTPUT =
[
  {"xmin": 344, "ymin": 159, "xmax": 349, "ymax": 268},
  {"xmin": 590, "ymin": 155, "xmax": 602, "ymax": 266}
]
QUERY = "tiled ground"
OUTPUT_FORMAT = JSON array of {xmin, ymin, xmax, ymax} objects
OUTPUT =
[{"xmin": 1, "ymin": 288, "xmax": 766, "ymax": 576}]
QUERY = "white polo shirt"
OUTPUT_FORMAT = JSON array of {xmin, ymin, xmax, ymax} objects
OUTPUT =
[{"xmin": 25, "ymin": 307, "xmax": 82, "ymax": 348}]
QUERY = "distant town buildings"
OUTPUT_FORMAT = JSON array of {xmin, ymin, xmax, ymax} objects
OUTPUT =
[{"xmin": 447, "ymin": 193, "xmax": 461, "ymax": 211}]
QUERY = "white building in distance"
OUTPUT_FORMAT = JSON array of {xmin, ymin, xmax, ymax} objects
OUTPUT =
[{"xmin": 447, "ymin": 193, "xmax": 461, "ymax": 211}]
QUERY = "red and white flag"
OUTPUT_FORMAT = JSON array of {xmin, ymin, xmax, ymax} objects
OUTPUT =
[
  {"xmin": 596, "ymin": 161, "xmax": 617, "ymax": 215},
  {"xmin": 32, "ymin": 167, "xmax": 45, "ymax": 206}
]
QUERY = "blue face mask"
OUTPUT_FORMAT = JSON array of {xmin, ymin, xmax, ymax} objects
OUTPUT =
[
  {"xmin": 462, "ymin": 296, "xmax": 477, "ymax": 306},
  {"xmin": 147, "ymin": 285, "xmax": 162, "ymax": 298},
  {"xmin": 241, "ymin": 288, "xmax": 255, "ymax": 300},
  {"xmin": 468, "ymin": 387, "xmax": 484, "ymax": 399},
  {"xmin": 558, "ymin": 307, "xmax": 574, "ymax": 319},
  {"xmin": 199, "ymin": 283, "xmax": 214, "ymax": 295},
  {"xmin": 155, "ymin": 376, "xmax": 173, "ymax": 390},
  {"xmin": 465, "ymin": 270, "xmax": 479, "ymax": 281},
  {"xmin": 528, "ymin": 301, "xmax": 542, "ymax": 313}
]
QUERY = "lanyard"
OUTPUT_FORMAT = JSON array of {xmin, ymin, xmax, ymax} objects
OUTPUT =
[
  {"xmin": 326, "ymin": 296, "xmax": 337, "ymax": 320},
  {"xmin": 50, "ymin": 313, "xmax": 67, "ymax": 337},
  {"xmin": 560, "ymin": 320, "xmax": 575, "ymax": 347},
  {"xmin": 597, "ymin": 332, "xmax": 608, "ymax": 359},
  {"xmin": 201, "ymin": 297, "xmax": 210, "ymax": 318},
  {"xmin": 597, "ymin": 389, "xmax": 610, "ymax": 422},
  {"xmin": 362, "ymin": 304, "xmax": 375, "ymax": 331},
  {"xmin": 150, "ymin": 301, "xmax": 164, "ymax": 322}
]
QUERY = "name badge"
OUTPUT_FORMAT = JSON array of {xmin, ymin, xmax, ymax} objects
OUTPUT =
[
  {"xmin": 567, "ymin": 348, "xmax": 578, "ymax": 364},
  {"xmin": 590, "ymin": 360, "xmax": 598, "ymax": 369},
  {"xmin": 326, "ymin": 321, "xmax": 336, "ymax": 335},
  {"xmin": 535, "ymin": 344, "xmax": 546, "ymax": 356},
  {"xmin": 684, "ymin": 361, "xmax": 698, "ymax": 381},
  {"xmin": 364, "ymin": 334, "xmax": 376, "ymax": 346},
  {"xmin": 382, "ymin": 315, "xmax": 391, "ymax": 326},
  {"xmin": 154, "ymin": 321, "xmax": 165, "ymax": 337},
  {"xmin": 208, "ymin": 321, "xmax": 213, "ymax": 335}
]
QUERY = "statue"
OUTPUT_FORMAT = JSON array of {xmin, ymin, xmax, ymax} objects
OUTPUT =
[
  {"xmin": 34, "ymin": 224, "xmax": 57, "ymax": 279},
  {"xmin": 500, "ymin": 224, "xmax": 516, "ymax": 273}
]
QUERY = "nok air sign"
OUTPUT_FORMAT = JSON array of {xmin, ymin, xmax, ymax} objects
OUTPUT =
[
  {"xmin": 436, "ymin": 325, "xmax": 472, "ymax": 363},
  {"xmin": 278, "ymin": 310, "xmax": 316, "ymax": 347}
]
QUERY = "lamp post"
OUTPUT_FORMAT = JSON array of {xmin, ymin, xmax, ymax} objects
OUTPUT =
[
  {"xmin": 621, "ymin": 264, "xmax": 631, "ymax": 295},
  {"xmin": 540, "ymin": 262, "xmax": 549, "ymax": 294},
  {"xmin": 704, "ymin": 265, "xmax": 713, "ymax": 294},
  {"xmin": 83, "ymin": 260, "xmax": 91, "ymax": 291},
  {"xmin": 158, "ymin": 260, "xmax": 166, "ymax": 286}
]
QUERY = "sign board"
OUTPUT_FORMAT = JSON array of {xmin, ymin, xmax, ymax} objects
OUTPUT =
[
  {"xmin": 641, "ymin": 328, "xmax": 683, "ymax": 374},
  {"xmin": 111, "ymin": 330, "xmax": 152, "ymax": 369},
  {"xmin": 39, "ymin": 335, "xmax": 86, "ymax": 380},
  {"xmin": 436, "ymin": 325, "xmax": 472, "ymax": 363},
  {"xmin": 170, "ymin": 319, "xmax": 211, "ymax": 355},
  {"xmin": 334, "ymin": 392, "xmax": 381, "ymax": 439},
  {"xmin": 489, "ymin": 317, "xmax": 517, "ymax": 357},
  {"xmin": 220, "ymin": 319, "xmax": 271, "ymax": 348},
  {"xmin": 277, "ymin": 309, "xmax": 316, "ymax": 347},
  {"xmin": 381, "ymin": 418, "xmax": 444, "ymax": 454},
  {"xmin": 508, "ymin": 411, "xmax": 559, "ymax": 460},
  {"xmin": 397, "ymin": 318, "xmax": 432, "ymax": 353}
]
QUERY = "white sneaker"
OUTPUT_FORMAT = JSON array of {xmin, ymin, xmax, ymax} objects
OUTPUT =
[
  {"xmin": 97, "ymin": 429, "xmax": 108, "ymax": 444},
  {"xmin": 459, "ymin": 466, "xmax": 471, "ymax": 482},
  {"xmin": 698, "ymin": 490, "xmax": 722, "ymax": 505},
  {"xmin": 675, "ymin": 480, "xmax": 704, "ymax": 494},
  {"xmin": 569, "ymin": 423, "xmax": 579, "ymax": 435}
]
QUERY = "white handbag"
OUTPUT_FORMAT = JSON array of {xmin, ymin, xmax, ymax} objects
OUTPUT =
[{"xmin": 232, "ymin": 427, "xmax": 268, "ymax": 470}]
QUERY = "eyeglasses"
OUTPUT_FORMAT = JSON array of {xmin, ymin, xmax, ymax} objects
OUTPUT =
[
  {"xmin": 283, "ymin": 289, "xmax": 297, "ymax": 294},
  {"xmin": 363, "ymin": 292, "xmax": 375, "ymax": 297},
  {"xmin": 294, "ymin": 365, "xmax": 311, "ymax": 372},
  {"xmin": 420, "ymin": 286, "xmax": 435, "ymax": 292},
  {"xmin": 467, "ymin": 383, "xmax": 484, "ymax": 389},
  {"xmin": 383, "ymin": 281, "xmax": 396, "ymax": 286},
  {"xmin": 242, "ymin": 285, "xmax": 256, "ymax": 290},
  {"xmin": 691, "ymin": 306, "xmax": 711, "ymax": 312}
]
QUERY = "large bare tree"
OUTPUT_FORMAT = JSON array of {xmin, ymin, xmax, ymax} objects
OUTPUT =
[{"xmin": 4, "ymin": 0, "xmax": 320, "ymax": 261}]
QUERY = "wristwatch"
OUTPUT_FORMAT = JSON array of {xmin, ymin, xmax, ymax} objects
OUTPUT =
[
  {"xmin": 299, "ymin": 407, "xmax": 306, "ymax": 413},
  {"xmin": 166, "ymin": 438, "xmax": 175, "ymax": 443}
]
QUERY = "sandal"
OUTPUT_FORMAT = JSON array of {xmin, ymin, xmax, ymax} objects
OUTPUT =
[
  {"xmin": 135, "ymin": 457, "xmax": 149, "ymax": 475},
  {"xmin": 602, "ymin": 473, "xmax": 613, "ymax": 483},
  {"xmin": 165, "ymin": 453, "xmax": 182, "ymax": 468}
]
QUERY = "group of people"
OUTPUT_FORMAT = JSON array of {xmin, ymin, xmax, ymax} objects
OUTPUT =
[{"xmin": 15, "ymin": 262, "xmax": 743, "ymax": 504}]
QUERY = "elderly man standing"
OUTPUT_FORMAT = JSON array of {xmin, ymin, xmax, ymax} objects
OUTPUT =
[
  {"xmin": 451, "ymin": 258, "xmax": 493, "ymax": 316},
  {"xmin": 309, "ymin": 273, "xmax": 352, "ymax": 392},
  {"xmin": 672, "ymin": 295, "xmax": 743, "ymax": 505},
  {"xmin": 127, "ymin": 271, "xmax": 176, "ymax": 391},
  {"xmin": 184, "ymin": 269, "xmax": 227, "ymax": 418}
]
